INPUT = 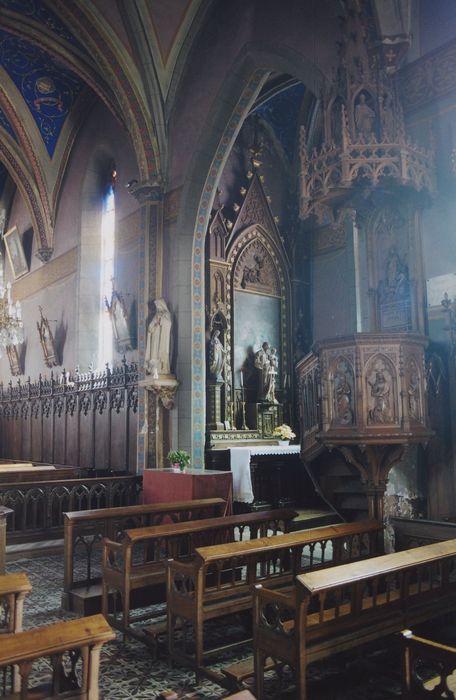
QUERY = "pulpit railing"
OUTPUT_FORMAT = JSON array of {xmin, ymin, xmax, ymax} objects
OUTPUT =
[{"xmin": 296, "ymin": 352, "xmax": 322, "ymax": 460}]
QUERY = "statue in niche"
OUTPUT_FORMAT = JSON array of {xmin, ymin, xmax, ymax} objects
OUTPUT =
[
  {"xmin": 208, "ymin": 329, "xmax": 227, "ymax": 381},
  {"xmin": 265, "ymin": 347, "xmax": 278, "ymax": 404},
  {"xmin": 355, "ymin": 93, "xmax": 375, "ymax": 141},
  {"xmin": 381, "ymin": 91, "xmax": 395, "ymax": 141},
  {"xmin": 145, "ymin": 298, "xmax": 172, "ymax": 376},
  {"xmin": 254, "ymin": 342, "xmax": 279, "ymax": 403},
  {"xmin": 368, "ymin": 363, "xmax": 393, "ymax": 424},
  {"xmin": 379, "ymin": 248, "xmax": 409, "ymax": 303},
  {"xmin": 37, "ymin": 306, "xmax": 58, "ymax": 368},
  {"xmin": 333, "ymin": 361, "xmax": 354, "ymax": 425}
]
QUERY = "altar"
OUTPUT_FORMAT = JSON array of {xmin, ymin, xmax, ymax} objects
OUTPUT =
[{"xmin": 208, "ymin": 443, "xmax": 302, "ymax": 511}]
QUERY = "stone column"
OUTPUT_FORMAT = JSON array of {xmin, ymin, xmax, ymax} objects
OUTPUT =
[{"xmin": 128, "ymin": 180, "xmax": 163, "ymax": 471}]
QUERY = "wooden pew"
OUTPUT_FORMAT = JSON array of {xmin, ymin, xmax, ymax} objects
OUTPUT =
[
  {"xmin": 63, "ymin": 496, "xmax": 226, "ymax": 612},
  {"xmin": 166, "ymin": 519, "xmax": 383, "ymax": 684},
  {"xmin": 0, "ymin": 614, "xmax": 114, "ymax": 699},
  {"xmin": 392, "ymin": 515, "xmax": 456, "ymax": 550},
  {"xmin": 102, "ymin": 508, "xmax": 298, "ymax": 642},
  {"xmin": 253, "ymin": 539, "xmax": 456, "ymax": 700},
  {"xmin": 402, "ymin": 629, "xmax": 456, "ymax": 698},
  {"xmin": 0, "ymin": 573, "xmax": 32, "ymax": 634}
]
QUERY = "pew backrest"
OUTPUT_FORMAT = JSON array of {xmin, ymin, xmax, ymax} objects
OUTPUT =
[
  {"xmin": 0, "ymin": 572, "xmax": 32, "ymax": 634},
  {"xmin": 0, "ymin": 614, "xmax": 114, "ymax": 699},
  {"xmin": 168, "ymin": 519, "xmax": 383, "ymax": 611},
  {"xmin": 63, "ymin": 496, "xmax": 226, "ymax": 598}
]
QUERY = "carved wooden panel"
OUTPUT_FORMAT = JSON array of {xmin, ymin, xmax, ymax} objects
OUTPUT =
[{"xmin": 0, "ymin": 363, "xmax": 138, "ymax": 471}]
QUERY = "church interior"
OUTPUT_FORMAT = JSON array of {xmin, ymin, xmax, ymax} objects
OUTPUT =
[{"xmin": 3, "ymin": 0, "xmax": 456, "ymax": 698}]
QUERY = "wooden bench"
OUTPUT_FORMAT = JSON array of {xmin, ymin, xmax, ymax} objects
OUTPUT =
[
  {"xmin": 402, "ymin": 629, "xmax": 456, "ymax": 698},
  {"xmin": 0, "ymin": 573, "xmax": 32, "ymax": 634},
  {"xmin": 0, "ymin": 613, "xmax": 114, "ymax": 699},
  {"xmin": 102, "ymin": 508, "xmax": 298, "ymax": 642},
  {"xmin": 63, "ymin": 496, "xmax": 225, "ymax": 612},
  {"xmin": 392, "ymin": 515, "xmax": 456, "ymax": 550},
  {"xmin": 166, "ymin": 519, "xmax": 383, "ymax": 684},
  {"xmin": 253, "ymin": 539, "xmax": 456, "ymax": 700}
]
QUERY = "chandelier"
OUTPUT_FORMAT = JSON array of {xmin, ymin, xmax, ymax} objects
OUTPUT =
[{"xmin": 0, "ymin": 256, "xmax": 23, "ymax": 354}]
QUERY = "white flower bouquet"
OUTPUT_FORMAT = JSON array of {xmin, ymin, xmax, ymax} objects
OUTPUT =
[{"xmin": 272, "ymin": 424, "xmax": 296, "ymax": 441}]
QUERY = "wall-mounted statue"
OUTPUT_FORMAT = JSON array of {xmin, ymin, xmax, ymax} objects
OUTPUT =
[
  {"xmin": 208, "ymin": 329, "xmax": 227, "ymax": 381},
  {"xmin": 145, "ymin": 298, "xmax": 172, "ymax": 376},
  {"xmin": 37, "ymin": 306, "xmax": 58, "ymax": 368},
  {"xmin": 105, "ymin": 287, "xmax": 133, "ymax": 353},
  {"xmin": 379, "ymin": 248, "xmax": 410, "ymax": 304}
]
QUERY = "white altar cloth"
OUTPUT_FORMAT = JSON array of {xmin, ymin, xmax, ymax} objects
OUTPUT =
[{"xmin": 229, "ymin": 445, "xmax": 300, "ymax": 503}]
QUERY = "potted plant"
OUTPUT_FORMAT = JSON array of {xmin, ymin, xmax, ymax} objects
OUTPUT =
[
  {"xmin": 272, "ymin": 424, "xmax": 296, "ymax": 446},
  {"xmin": 167, "ymin": 449, "xmax": 191, "ymax": 472}
]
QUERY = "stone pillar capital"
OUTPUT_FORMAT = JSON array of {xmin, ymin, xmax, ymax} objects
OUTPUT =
[{"xmin": 126, "ymin": 178, "xmax": 163, "ymax": 205}]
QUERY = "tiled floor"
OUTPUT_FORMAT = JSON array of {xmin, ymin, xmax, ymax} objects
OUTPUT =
[{"xmin": 4, "ymin": 551, "xmax": 441, "ymax": 699}]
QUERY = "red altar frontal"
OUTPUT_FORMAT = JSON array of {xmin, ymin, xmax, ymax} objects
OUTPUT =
[{"xmin": 142, "ymin": 468, "xmax": 233, "ymax": 515}]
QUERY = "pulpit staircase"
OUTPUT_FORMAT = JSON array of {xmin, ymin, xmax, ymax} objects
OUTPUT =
[{"xmin": 296, "ymin": 334, "xmax": 432, "ymax": 523}]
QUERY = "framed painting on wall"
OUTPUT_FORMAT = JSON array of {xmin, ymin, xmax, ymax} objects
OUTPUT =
[{"xmin": 4, "ymin": 225, "xmax": 28, "ymax": 280}]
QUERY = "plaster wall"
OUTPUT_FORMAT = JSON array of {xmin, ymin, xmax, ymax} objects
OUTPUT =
[
  {"xmin": 168, "ymin": 0, "xmax": 340, "ymax": 191},
  {"xmin": 0, "ymin": 100, "xmax": 139, "ymax": 383}
]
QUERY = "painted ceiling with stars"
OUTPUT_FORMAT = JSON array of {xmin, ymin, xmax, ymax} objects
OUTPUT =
[{"xmin": 0, "ymin": 0, "xmax": 86, "ymax": 159}]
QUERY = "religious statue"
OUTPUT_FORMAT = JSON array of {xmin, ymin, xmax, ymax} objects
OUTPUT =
[
  {"xmin": 379, "ymin": 249, "xmax": 410, "ymax": 304},
  {"xmin": 254, "ymin": 341, "xmax": 279, "ymax": 403},
  {"xmin": 145, "ymin": 298, "xmax": 172, "ymax": 376},
  {"xmin": 208, "ymin": 329, "xmax": 227, "ymax": 380},
  {"xmin": 265, "ymin": 347, "xmax": 278, "ymax": 404},
  {"xmin": 368, "ymin": 365, "xmax": 392, "ymax": 424},
  {"xmin": 408, "ymin": 370, "xmax": 420, "ymax": 420},
  {"xmin": 355, "ymin": 93, "xmax": 375, "ymax": 140},
  {"xmin": 334, "ymin": 362, "xmax": 353, "ymax": 425}
]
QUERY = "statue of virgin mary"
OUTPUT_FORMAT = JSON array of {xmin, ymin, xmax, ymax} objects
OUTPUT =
[{"xmin": 145, "ymin": 298, "xmax": 172, "ymax": 375}]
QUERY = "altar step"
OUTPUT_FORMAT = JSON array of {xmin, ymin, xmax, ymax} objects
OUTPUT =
[{"xmin": 289, "ymin": 507, "xmax": 342, "ymax": 531}]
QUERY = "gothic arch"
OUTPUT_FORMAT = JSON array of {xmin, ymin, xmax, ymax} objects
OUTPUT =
[{"xmin": 176, "ymin": 42, "xmax": 330, "ymax": 464}]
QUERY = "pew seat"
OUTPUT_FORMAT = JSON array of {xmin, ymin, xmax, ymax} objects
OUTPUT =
[
  {"xmin": 166, "ymin": 519, "xmax": 383, "ymax": 685},
  {"xmin": 402, "ymin": 629, "xmax": 456, "ymax": 698},
  {"xmin": 102, "ymin": 508, "xmax": 297, "ymax": 645},
  {"xmin": 0, "ymin": 572, "xmax": 32, "ymax": 634},
  {"xmin": 63, "ymin": 496, "xmax": 226, "ymax": 613},
  {"xmin": 0, "ymin": 614, "xmax": 114, "ymax": 699},
  {"xmin": 253, "ymin": 539, "xmax": 456, "ymax": 700}
]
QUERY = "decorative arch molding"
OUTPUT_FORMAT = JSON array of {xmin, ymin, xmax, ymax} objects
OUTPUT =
[
  {"xmin": 0, "ymin": 138, "xmax": 49, "ymax": 253},
  {"xmin": 51, "ymin": 0, "xmax": 162, "ymax": 180},
  {"xmin": 0, "ymin": 80, "xmax": 53, "ymax": 253},
  {"xmin": 180, "ymin": 45, "xmax": 329, "ymax": 465}
]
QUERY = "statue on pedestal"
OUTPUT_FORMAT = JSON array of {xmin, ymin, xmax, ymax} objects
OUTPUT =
[
  {"xmin": 208, "ymin": 329, "xmax": 227, "ymax": 381},
  {"xmin": 254, "ymin": 342, "xmax": 279, "ymax": 403},
  {"xmin": 145, "ymin": 298, "xmax": 172, "ymax": 376}
]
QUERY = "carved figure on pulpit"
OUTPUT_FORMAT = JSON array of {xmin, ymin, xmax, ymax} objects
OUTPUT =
[
  {"xmin": 208, "ymin": 329, "xmax": 227, "ymax": 381},
  {"xmin": 145, "ymin": 298, "xmax": 172, "ymax": 376},
  {"xmin": 368, "ymin": 365, "xmax": 392, "ymax": 424},
  {"xmin": 265, "ymin": 347, "xmax": 278, "ymax": 404},
  {"xmin": 408, "ymin": 370, "xmax": 420, "ymax": 420},
  {"xmin": 334, "ymin": 361, "xmax": 354, "ymax": 425}
]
